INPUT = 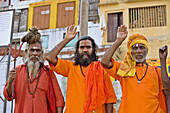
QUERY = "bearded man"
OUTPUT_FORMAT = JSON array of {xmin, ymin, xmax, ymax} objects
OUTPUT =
[
  {"xmin": 46, "ymin": 25, "xmax": 117, "ymax": 113},
  {"xmin": 3, "ymin": 27, "xmax": 65, "ymax": 113},
  {"xmin": 101, "ymin": 25, "xmax": 167, "ymax": 113}
]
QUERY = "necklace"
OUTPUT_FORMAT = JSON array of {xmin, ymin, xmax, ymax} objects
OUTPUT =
[
  {"xmin": 80, "ymin": 65, "xmax": 85, "ymax": 77},
  {"xmin": 135, "ymin": 63, "xmax": 148, "ymax": 84},
  {"xmin": 27, "ymin": 64, "xmax": 42, "ymax": 95}
]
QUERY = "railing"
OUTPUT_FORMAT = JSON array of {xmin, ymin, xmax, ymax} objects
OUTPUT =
[
  {"xmin": 0, "ymin": 96, "xmax": 5, "ymax": 102},
  {"xmin": 0, "ymin": 51, "xmax": 9, "ymax": 63}
]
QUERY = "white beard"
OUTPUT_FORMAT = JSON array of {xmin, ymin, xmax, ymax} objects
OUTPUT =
[
  {"xmin": 27, "ymin": 60, "xmax": 40, "ymax": 79},
  {"xmin": 133, "ymin": 56, "xmax": 146, "ymax": 63},
  {"xmin": 27, "ymin": 55, "xmax": 43, "ymax": 79}
]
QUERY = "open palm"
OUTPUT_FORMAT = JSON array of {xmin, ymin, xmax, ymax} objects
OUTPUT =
[
  {"xmin": 117, "ymin": 25, "xmax": 128, "ymax": 41},
  {"xmin": 65, "ymin": 25, "xmax": 78, "ymax": 40}
]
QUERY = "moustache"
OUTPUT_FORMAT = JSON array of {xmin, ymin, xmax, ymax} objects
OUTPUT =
[
  {"xmin": 29, "ymin": 55, "xmax": 40, "ymax": 61},
  {"xmin": 79, "ymin": 52, "xmax": 91, "ymax": 57}
]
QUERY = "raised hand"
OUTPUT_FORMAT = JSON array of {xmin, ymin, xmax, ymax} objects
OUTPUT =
[
  {"xmin": 117, "ymin": 25, "xmax": 128, "ymax": 42},
  {"xmin": 159, "ymin": 45, "xmax": 168, "ymax": 60},
  {"xmin": 65, "ymin": 25, "xmax": 78, "ymax": 40}
]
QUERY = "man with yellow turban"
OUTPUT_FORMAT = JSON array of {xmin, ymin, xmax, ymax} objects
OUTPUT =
[{"xmin": 101, "ymin": 25, "xmax": 167, "ymax": 113}]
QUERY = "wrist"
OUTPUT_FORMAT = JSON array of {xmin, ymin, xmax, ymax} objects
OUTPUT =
[
  {"xmin": 160, "ymin": 57, "xmax": 166, "ymax": 61},
  {"xmin": 115, "ymin": 39, "xmax": 124, "ymax": 45},
  {"xmin": 8, "ymin": 78, "xmax": 13, "ymax": 84},
  {"xmin": 64, "ymin": 37, "xmax": 73, "ymax": 42}
]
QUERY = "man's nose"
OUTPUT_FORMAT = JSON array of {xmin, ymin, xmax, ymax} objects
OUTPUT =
[
  {"xmin": 32, "ymin": 50, "xmax": 38, "ymax": 55},
  {"xmin": 83, "ymin": 48, "xmax": 88, "ymax": 52},
  {"xmin": 136, "ymin": 48, "xmax": 142, "ymax": 52}
]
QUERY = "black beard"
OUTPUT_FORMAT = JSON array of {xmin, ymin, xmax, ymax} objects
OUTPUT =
[{"xmin": 74, "ymin": 52, "xmax": 93, "ymax": 66}]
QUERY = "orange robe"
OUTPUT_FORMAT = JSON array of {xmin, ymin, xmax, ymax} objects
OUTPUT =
[
  {"xmin": 3, "ymin": 64, "xmax": 65, "ymax": 113},
  {"xmin": 50, "ymin": 57, "xmax": 117, "ymax": 113},
  {"xmin": 106, "ymin": 60, "xmax": 167, "ymax": 113}
]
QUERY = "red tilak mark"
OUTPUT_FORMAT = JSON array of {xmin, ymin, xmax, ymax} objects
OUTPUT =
[{"xmin": 84, "ymin": 42, "xmax": 87, "ymax": 46}]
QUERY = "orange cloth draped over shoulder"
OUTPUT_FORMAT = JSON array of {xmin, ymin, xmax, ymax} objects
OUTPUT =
[
  {"xmin": 84, "ymin": 61, "xmax": 113, "ymax": 112},
  {"xmin": 50, "ymin": 57, "xmax": 117, "ymax": 113},
  {"xmin": 3, "ymin": 64, "xmax": 65, "ymax": 113}
]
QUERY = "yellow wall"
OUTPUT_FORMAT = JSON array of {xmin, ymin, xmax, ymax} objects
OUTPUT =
[
  {"xmin": 28, "ymin": 0, "xmax": 79, "ymax": 30},
  {"xmin": 98, "ymin": 0, "xmax": 170, "ymax": 60}
]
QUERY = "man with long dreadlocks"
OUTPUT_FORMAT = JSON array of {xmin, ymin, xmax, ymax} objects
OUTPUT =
[
  {"xmin": 3, "ymin": 27, "xmax": 65, "ymax": 113},
  {"xmin": 46, "ymin": 25, "xmax": 117, "ymax": 113},
  {"xmin": 101, "ymin": 25, "xmax": 167, "ymax": 113}
]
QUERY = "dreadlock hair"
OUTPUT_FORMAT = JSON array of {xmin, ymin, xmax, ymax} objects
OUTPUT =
[
  {"xmin": 74, "ymin": 36, "xmax": 99, "ymax": 65},
  {"xmin": 21, "ymin": 27, "xmax": 42, "ymax": 45}
]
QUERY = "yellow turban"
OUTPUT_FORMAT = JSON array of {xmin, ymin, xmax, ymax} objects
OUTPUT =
[{"xmin": 117, "ymin": 33, "xmax": 148, "ymax": 77}]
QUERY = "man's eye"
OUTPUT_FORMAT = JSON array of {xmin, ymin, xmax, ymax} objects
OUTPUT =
[
  {"xmin": 140, "ymin": 46, "xmax": 146, "ymax": 49},
  {"xmin": 36, "ymin": 49, "xmax": 41, "ymax": 52},
  {"xmin": 30, "ymin": 49, "xmax": 34, "ymax": 52},
  {"xmin": 80, "ymin": 46, "xmax": 84, "ymax": 49},
  {"xmin": 132, "ymin": 47, "xmax": 137, "ymax": 50},
  {"xmin": 86, "ymin": 46, "xmax": 91, "ymax": 49}
]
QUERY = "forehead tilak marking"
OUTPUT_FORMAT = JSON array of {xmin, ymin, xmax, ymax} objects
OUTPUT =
[
  {"xmin": 135, "ymin": 43, "xmax": 139, "ymax": 47},
  {"xmin": 32, "ymin": 47, "xmax": 39, "ymax": 49},
  {"xmin": 84, "ymin": 41, "xmax": 87, "ymax": 46}
]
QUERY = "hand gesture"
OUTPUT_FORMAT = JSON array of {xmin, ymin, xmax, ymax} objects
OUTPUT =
[
  {"xmin": 8, "ymin": 69, "xmax": 17, "ymax": 84},
  {"xmin": 159, "ymin": 45, "xmax": 168, "ymax": 60},
  {"xmin": 65, "ymin": 25, "xmax": 78, "ymax": 40},
  {"xmin": 117, "ymin": 25, "xmax": 128, "ymax": 42}
]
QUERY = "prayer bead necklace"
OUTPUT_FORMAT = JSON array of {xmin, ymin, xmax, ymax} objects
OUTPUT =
[
  {"xmin": 27, "ymin": 64, "xmax": 42, "ymax": 95},
  {"xmin": 135, "ymin": 63, "xmax": 148, "ymax": 84},
  {"xmin": 80, "ymin": 65, "xmax": 85, "ymax": 77}
]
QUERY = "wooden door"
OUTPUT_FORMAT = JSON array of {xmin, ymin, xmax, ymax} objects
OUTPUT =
[
  {"xmin": 57, "ymin": 2, "xmax": 75, "ymax": 28},
  {"xmin": 33, "ymin": 5, "xmax": 50, "ymax": 30},
  {"xmin": 107, "ymin": 12, "xmax": 123, "ymax": 42}
]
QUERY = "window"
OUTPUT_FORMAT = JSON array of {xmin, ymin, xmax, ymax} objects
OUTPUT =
[
  {"xmin": 13, "ymin": 9, "xmax": 28, "ymax": 33},
  {"xmin": 129, "ymin": 5, "xmax": 166, "ymax": 29},
  {"xmin": 41, "ymin": 35, "xmax": 49, "ymax": 49},
  {"xmin": 63, "ymin": 32, "xmax": 79, "ymax": 47},
  {"xmin": 107, "ymin": 12, "xmax": 123, "ymax": 42},
  {"xmin": 11, "ymin": 39, "xmax": 20, "ymax": 49}
]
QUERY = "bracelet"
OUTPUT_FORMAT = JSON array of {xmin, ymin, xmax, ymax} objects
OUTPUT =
[{"xmin": 55, "ymin": 46, "xmax": 59, "ymax": 50}]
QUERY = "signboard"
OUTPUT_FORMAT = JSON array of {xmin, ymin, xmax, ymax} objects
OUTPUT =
[
  {"xmin": 0, "ymin": 10, "xmax": 14, "ymax": 47},
  {"xmin": 147, "ymin": 59, "xmax": 170, "ymax": 77}
]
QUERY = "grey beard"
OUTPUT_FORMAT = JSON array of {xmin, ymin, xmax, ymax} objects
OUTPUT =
[{"xmin": 27, "ymin": 57, "xmax": 40, "ymax": 79}]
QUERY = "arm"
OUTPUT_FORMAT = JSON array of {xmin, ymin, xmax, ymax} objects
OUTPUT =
[
  {"xmin": 159, "ymin": 45, "xmax": 170, "ymax": 111},
  {"xmin": 159, "ymin": 45, "xmax": 170, "ymax": 89},
  {"xmin": 101, "ymin": 25, "xmax": 128, "ymax": 68},
  {"xmin": 46, "ymin": 25, "xmax": 77, "ymax": 66},
  {"xmin": 105, "ymin": 103, "xmax": 113, "ymax": 113},
  {"xmin": 6, "ymin": 69, "xmax": 16, "ymax": 97}
]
